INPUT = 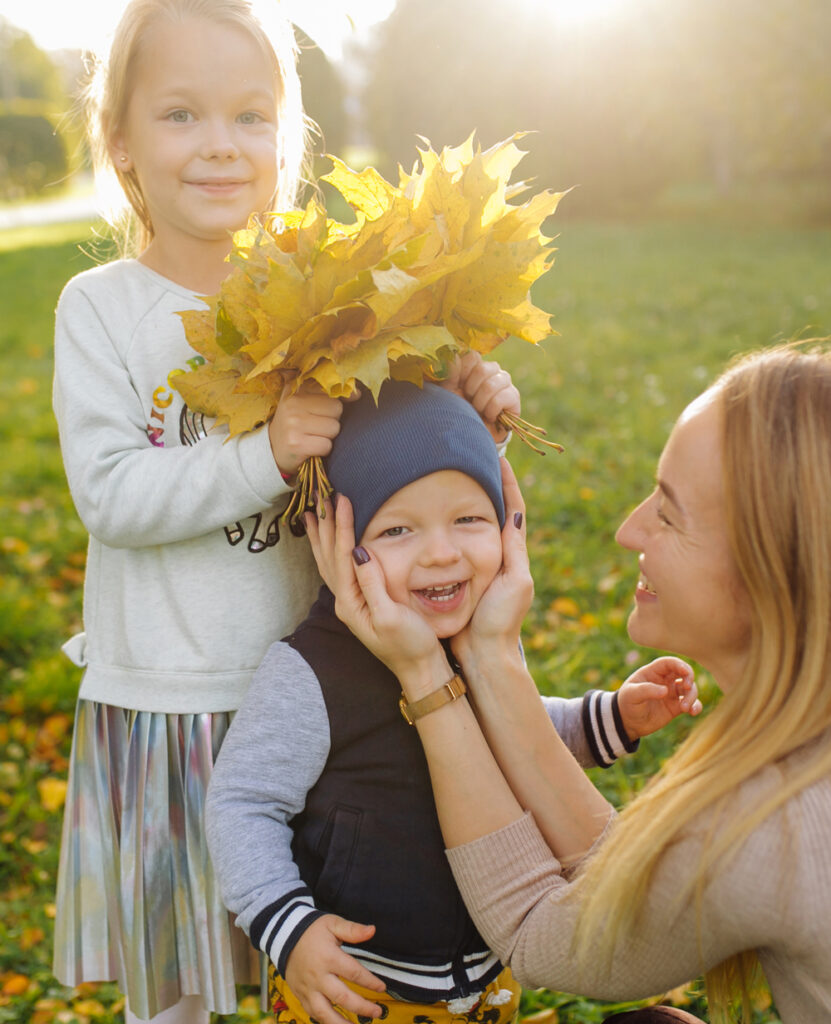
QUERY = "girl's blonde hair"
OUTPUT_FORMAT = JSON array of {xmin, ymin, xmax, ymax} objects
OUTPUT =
[
  {"xmin": 572, "ymin": 343, "xmax": 831, "ymax": 1022},
  {"xmin": 83, "ymin": 0, "xmax": 308, "ymax": 255}
]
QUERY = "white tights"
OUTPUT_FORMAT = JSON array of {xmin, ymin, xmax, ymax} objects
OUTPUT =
[{"xmin": 125, "ymin": 995, "xmax": 209, "ymax": 1024}]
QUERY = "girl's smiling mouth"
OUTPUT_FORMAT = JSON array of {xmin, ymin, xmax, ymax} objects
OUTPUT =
[{"xmin": 188, "ymin": 178, "xmax": 249, "ymax": 194}]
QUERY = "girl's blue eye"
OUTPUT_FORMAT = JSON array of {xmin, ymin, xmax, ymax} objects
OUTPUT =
[
  {"xmin": 238, "ymin": 111, "xmax": 263, "ymax": 125},
  {"xmin": 382, "ymin": 526, "xmax": 407, "ymax": 537},
  {"xmin": 168, "ymin": 110, "xmax": 191, "ymax": 123}
]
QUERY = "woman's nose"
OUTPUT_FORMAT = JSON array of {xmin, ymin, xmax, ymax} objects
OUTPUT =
[{"xmin": 615, "ymin": 496, "xmax": 650, "ymax": 551}]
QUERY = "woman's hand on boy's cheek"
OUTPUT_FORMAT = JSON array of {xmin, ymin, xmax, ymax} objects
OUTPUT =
[
  {"xmin": 306, "ymin": 496, "xmax": 443, "ymax": 678},
  {"xmin": 452, "ymin": 459, "xmax": 532, "ymax": 670},
  {"xmin": 617, "ymin": 657, "xmax": 702, "ymax": 740},
  {"xmin": 304, "ymin": 498, "xmax": 338, "ymax": 591},
  {"xmin": 441, "ymin": 351, "xmax": 520, "ymax": 441}
]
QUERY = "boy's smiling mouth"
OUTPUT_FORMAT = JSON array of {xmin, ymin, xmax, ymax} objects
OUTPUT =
[{"xmin": 415, "ymin": 582, "xmax": 466, "ymax": 606}]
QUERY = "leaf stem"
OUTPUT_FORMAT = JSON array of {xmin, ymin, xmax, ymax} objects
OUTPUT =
[
  {"xmin": 497, "ymin": 410, "xmax": 564, "ymax": 454},
  {"xmin": 281, "ymin": 456, "xmax": 335, "ymax": 529}
]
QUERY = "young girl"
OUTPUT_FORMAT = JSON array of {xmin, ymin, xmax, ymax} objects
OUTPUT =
[{"xmin": 51, "ymin": 2, "xmax": 519, "ymax": 1022}]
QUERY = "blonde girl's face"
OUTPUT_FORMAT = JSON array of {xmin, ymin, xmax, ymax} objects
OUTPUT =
[
  {"xmin": 360, "ymin": 471, "xmax": 504, "ymax": 640},
  {"xmin": 615, "ymin": 392, "xmax": 752, "ymax": 690},
  {"xmin": 110, "ymin": 15, "xmax": 279, "ymax": 270}
]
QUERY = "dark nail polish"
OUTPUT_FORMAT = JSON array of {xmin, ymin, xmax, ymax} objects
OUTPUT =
[
  {"xmin": 352, "ymin": 546, "xmax": 370, "ymax": 565},
  {"xmin": 514, "ymin": 512, "xmax": 523, "ymax": 529}
]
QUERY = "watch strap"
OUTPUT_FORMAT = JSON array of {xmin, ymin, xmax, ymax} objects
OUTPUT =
[{"xmin": 399, "ymin": 674, "xmax": 467, "ymax": 725}]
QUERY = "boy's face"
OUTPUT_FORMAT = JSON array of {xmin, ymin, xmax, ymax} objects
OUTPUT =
[{"xmin": 360, "ymin": 470, "xmax": 503, "ymax": 639}]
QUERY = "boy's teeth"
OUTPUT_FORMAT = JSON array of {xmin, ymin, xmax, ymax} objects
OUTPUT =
[
  {"xmin": 639, "ymin": 573, "xmax": 656, "ymax": 595},
  {"xmin": 421, "ymin": 583, "xmax": 461, "ymax": 602}
]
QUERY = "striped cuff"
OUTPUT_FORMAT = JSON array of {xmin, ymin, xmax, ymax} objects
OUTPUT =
[
  {"xmin": 249, "ymin": 886, "xmax": 326, "ymax": 975},
  {"xmin": 582, "ymin": 689, "xmax": 639, "ymax": 768}
]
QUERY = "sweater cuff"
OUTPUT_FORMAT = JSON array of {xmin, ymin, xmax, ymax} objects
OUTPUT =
[
  {"xmin": 236, "ymin": 426, "xmax": 294, "ymax": 505},
  {"xmin": 249, "ymin": 886, "xmax": 326, "ymax": 974},
  {"xmin": 582, "ymin": 690, "xmax": 639, "ymax": 768}
]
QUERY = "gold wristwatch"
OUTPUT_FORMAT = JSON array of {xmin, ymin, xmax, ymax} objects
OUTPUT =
[{"xmin": 399, "ymin": 673, "xmax": 467, "ymax": 725}]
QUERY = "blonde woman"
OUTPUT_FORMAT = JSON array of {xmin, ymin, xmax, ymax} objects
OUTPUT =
[{"xmin": 307, "ymin": 345, "xmax": 831, "ymax": 1024}]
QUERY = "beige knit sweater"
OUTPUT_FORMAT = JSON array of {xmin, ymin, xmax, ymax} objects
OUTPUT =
[{"xmin": 447, "ymin": 739, "xmax": 831, "ymax": 1022}]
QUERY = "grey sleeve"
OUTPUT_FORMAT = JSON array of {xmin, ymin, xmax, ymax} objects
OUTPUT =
[
  {"xmin": 53, "ymin": 282, "xmax": 289, "ymax": 548},
  {"xmin": 543, "ymin": 691, "xmax": 638, "ymax": 769},
  {"xmin": 205, "ymin": 642, "xmax": 330, "ymax": 972}
]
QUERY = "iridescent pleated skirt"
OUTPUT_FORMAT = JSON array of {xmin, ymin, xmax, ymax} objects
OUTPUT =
[{"xmin": 53, "ymin": 700, "xmax": 259, "ymax": 1019}]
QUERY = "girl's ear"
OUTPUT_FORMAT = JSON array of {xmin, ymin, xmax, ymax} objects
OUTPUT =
[{"xmin": 109, "ymin": 132, "xmax": 132, "ymax": 172}]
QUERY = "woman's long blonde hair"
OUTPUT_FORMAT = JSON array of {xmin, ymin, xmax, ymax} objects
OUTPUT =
[
  {"xmin": 572, "ymin": 343, "xmax": 831, "ymax": 1022},
  {"xmin": 82, "ymin": 0, "xmax": 309, "ymax": 255}
]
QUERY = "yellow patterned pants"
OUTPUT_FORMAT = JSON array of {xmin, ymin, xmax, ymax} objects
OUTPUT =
[{"xmin": 267, "ymin": 963, "xmax": 521, "ymax": 1024}]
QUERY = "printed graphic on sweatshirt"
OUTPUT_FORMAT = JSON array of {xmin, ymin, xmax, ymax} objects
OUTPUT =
[
  {"xmin": 179, "ymin": 405, "xmax": 284, "ymax": 553},
  {"xmin": 146, "ymin": 356, "xmax": 205, "ymax": 447}
]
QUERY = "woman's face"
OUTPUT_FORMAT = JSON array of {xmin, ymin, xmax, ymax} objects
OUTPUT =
[{"xmin": 615, "ymin": 390, "xmax": 752, "ymax": 689}]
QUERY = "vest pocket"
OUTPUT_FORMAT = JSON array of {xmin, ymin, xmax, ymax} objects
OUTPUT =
[{"xmin": 315, "ymin": 804, "xmax": 363, "ymax": 907}]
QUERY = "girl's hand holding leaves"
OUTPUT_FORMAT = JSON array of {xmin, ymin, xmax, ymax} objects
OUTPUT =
[{"xmin": 441, "ymin": 351, "xmax": 521, "ymax": 442}]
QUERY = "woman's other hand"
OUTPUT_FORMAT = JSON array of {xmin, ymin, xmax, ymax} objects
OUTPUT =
[{"xmin": 452, "ymin": 458, "xmax": 534, "ymax": 672}]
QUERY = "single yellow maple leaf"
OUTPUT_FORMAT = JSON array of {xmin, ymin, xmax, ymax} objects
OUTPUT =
[{"xmin": 37, "ymin": 776, "xmax": 68, "ymax": 812}]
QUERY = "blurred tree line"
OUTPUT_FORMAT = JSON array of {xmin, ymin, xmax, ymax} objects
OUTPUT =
[
  {"xmin": 0, "ymin": 19, "xmax": 76, "ymax": 200},
  {"xmin": 359, "ymin": 0, "xmax": 831, "ymax": 221},
  {"xmin": 3, "ymin": 0, "xmax": 830, "ymax": 222}
]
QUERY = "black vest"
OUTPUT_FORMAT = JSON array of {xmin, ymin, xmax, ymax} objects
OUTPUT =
[{"xmin": 286, "ymin": 587, "xmax": 493, "ymax": 984}]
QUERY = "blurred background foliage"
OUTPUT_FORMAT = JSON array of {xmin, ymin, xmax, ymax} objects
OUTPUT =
[
  {"xmin": 359, "ymin": 0, "xmax": 831, "ymax": 222},
  {"xmin": 1, "ymin": 0, "xmax": 830, "ymax": 224}
]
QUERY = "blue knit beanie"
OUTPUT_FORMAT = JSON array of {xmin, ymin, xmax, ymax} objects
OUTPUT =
[{"xmin": 325, "ymin": 380, "xmax": 505, "ymax": 542}]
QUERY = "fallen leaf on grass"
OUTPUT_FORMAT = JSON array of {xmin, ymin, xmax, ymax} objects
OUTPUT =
[
  {"xmin": 237, "ymin": 994, "xmax": 262, "ymax": 1019},
  {"xmin": 2, "ymin": 974, "xmax": 30, "ymax": 996},
  {"xmin": 37, "ymin": 776, "xmax": 68, "ymax": 812},
  {"xmin": 1, "ymin": 536, "xmax": 29, "ymax": 555},
  {"xmin": 20, "ymin": 926, "xmax": 45, "ymax": 950},
  {"xmin": 72, "ymin": 998, "xmax": 107, "ymax": 1017},
  {"xmin": 21, "ymin": 837, "xmax": 48, "ymax": 855},
  {"xmin": 71, "ymin": 983, "xmax": 102, "ymax": 998},
  {"xmin": 550, "ymin": 596, "xmax": 580, "ymax": 618},
  {"xmin": 33, "ymin": 998, "xmax": 69, "ymax": 1024}
]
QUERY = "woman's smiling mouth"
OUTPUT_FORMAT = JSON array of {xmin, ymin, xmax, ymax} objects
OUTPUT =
[{"xmin": 636, "ymin": 572, "xmax": 657, "ymax": 598}]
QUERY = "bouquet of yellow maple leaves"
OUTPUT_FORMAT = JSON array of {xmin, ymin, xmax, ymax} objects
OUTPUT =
[{"xmin": 174, "ymin": 133, "xmax": 564, "ymax": 525}]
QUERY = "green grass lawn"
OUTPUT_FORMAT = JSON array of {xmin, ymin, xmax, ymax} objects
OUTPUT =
[{"xmin": 1, "ymin": 218, "xmax": 829, "ymax": 1023}]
